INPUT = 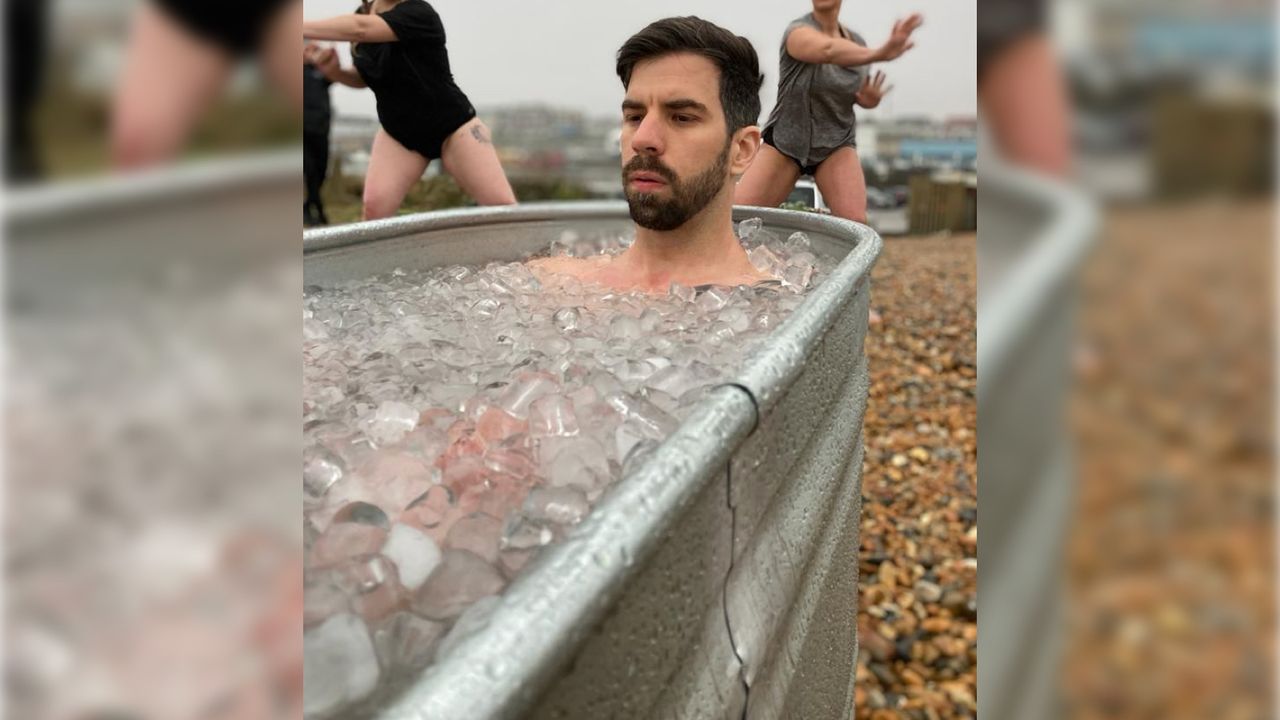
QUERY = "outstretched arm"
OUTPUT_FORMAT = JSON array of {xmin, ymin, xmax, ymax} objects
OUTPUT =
[
  {"xmin": 303, "ymin": 13, "xmax": 397, "ymax": 42},
  {"xmin": 786, "ymin": 13, "xmax": 923, "ymax": 66},
  {"xmin": 305, "ymin": 45, "xmax": 367, "ymax": 88}
]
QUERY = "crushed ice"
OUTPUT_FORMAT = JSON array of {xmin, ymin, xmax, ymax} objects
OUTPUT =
[{"xmin": 302, "ymin": 218, "xmax": 834, "ymax": 715}]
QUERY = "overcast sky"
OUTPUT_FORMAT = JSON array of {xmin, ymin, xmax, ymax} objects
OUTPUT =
[{"xmin": 305, "ymin": 0, "xmax": 975, "ymax": 122}]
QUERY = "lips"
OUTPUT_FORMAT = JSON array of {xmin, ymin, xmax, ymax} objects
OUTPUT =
[{"xmin": 627, "ymin": 172, "xmax": 668, "ymax": 190}]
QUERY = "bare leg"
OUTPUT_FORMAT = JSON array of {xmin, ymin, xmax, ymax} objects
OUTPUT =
[
  {"xmin": 362, "ymin": 128, "xmax": 429, "ymax": 220},
  {"xmin": 439, "ymin": 117, "xmax": 517, "ymax": 205},
  {"xmin": 978, "ymin": 34, "xmax": 1072, "ymax": 177},
  {"xmin": 813, "ymin": 146, "xmax": 868, "ymax": 224},
  {"xmin": 110, "ymin": 2, "xmax": 235, "ymax": 170},
  {"xmin": 734, "ymin": 143, "xmax": 802, "ymax": 208},
  {"xmin": 258, "ymin": 0, "xmax": 304, "ymax": 111}
]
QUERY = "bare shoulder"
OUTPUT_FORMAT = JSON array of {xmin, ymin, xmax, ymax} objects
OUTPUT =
[
  {"xmin": 526, "ymin": 255, "xmax": 612, "ymax": 280},
  {"xmin": 526, "ymin": 256, "xmax": 577, "ymax": 273}
]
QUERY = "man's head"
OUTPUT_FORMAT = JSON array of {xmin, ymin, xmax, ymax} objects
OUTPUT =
[{"xmin": 616, "ymin": 17, "xmax": 763, "ymax": 231}]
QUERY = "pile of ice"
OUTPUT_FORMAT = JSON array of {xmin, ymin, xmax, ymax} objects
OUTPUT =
[{"xmin": 302, "ymin": 219, "xmax": 834, "ymax": 716}]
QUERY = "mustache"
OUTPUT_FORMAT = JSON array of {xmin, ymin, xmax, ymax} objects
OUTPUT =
[{"xmin": 622, "ymin": 156, "xmax": 676, "ymax": 184}]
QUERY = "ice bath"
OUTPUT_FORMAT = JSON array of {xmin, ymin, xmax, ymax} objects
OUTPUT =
[
  {"xmin": 303, "ymin": 214, "xmax": 834, "ymax": 716},
  {"xmin": 303, "ymin": 202, "xmax": 880, "ymax": 719}
]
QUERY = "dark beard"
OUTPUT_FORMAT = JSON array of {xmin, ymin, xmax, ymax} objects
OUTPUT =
[{"xmin": 623, "ymin": 144, "xmax": 730, "ymax": 232}]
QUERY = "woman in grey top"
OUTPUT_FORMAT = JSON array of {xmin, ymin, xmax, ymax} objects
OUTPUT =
[{"xmin": 736, "ymin": 1, "xmax": 922, "ymax": 222}]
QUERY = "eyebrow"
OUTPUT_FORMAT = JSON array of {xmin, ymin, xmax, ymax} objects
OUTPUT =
[{"xmin": 621, "ymin": 98, "xmax": 711, "ymax": 114}]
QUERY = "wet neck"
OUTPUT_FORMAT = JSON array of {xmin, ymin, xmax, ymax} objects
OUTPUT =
[{"xmin": 626, "ymin": 197, "xmax": 748, "ymax": 288}]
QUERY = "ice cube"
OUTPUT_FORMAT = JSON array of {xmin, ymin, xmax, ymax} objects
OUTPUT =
[
  {"xmin": 471, "ymin": 297, "xmax": 503, "ymax": 320},
  {"xmin": 414, "ymin": 549, "xmax": 506, "ymax": 621},
  {"xmin": 782, "ymin": 262, "xmax": 813, "ymax": 290},
  {"xmin": 645, "ymin": 366, "xmax": 696, "ymax": 398},
  {"xmin": 668, "ymin": 282, "xmax": 697, "ymax": 303},
  {"xmin": 332, "ymin": 555, "xmax": 409, "ymax": 623},
  {"xmin": 785, "ymin": 231, "xmax": 812, "ymax": 252},
  {"xmin": 609, "ymin": 314, "xmax": 643, "ymax": 340},
  {"xmin": 736, "ymin": 217, "xmax": 763, "ymax": 240},
  {"xmin": 304, "ymin": 447, "xmax": 345, "ymax": 503},
  {"xmin": 552, "ymin": 307, "xmax": 581, "ymax": 331},
  {"xmin": 445, "ymin": 512, "xmax": 503, "ymax": 563},
  {"xmin": 695, "ymin": 287, "xmax": 730, "ymax": 312},
  {"xmin": 475, "ymin": 407, "xmax": 529, "ymax": 445},
  {"xmin": 638, "ymin": 308, "xmax": 663, "ymax": 332},
  {"xmin": 604, "ymin": 393, "xmax": 679, "ymax": 436},
  {"xmin": 483, "ymin": 446, "xmax": 537, "ymax": 478},
  {"xmin": 643, "ymin": 387, "xmax": 679, "ymax": 414},
  {"xmin": 789, "ymin": 251, "xmax": 818, "ymax": 267},
  {"xmin": 615, "ymin": 421, "xmax": 650, "ymax": 463},
  {"xmin": 372, "ymin": 611, "xmax": 445, "ymax": 675},
  {"xmin": 707, "ymin": 321, "xmax": 737, "ymax": 345},
  {"xmin": 331, "ymin": 501, "xmax": 391, "ymax": 529},
  {"xmin": 435, "ymin": 596, "xmax": 501, "ymax": 661},
  {"xmin": 747, "ymin": 245, "xmax": 783, "ymax": 275},
  {"xmin": 402, "ymin": 485, "xmax": 455, "ymax": 531},
  {"xmin": 381, "ymin": 523, "xmax": 442, "ymax": 591},
  {"xmin": 305, "ymin": 571, "xmax": 352, "ymax": 628},
  {"xmin": 356, "ymin": 450, "xmax": 436, "ymax": 514},
  {"xmin": 721, "ymin": 307, "xmax": 751, "ymax": 333},
  {"xmin": 365, "ymin": 400, "xmax": 419, "ymax": 446},
  {"xmin": 539, "ymin": 435, "xmax": 610, "ymax": 493},
  {"xmin": 523, "ymin": 487, "xmax": 590, "ymax": 526},
  {"xmin": 528, "ymin": 394, "xmax": 580, "ymax": 437},
  {"xmin": 754, "ymin": 311, "xmax": 779, "ymax": 331},
  {"xmin": 395, "ymin": 425, "xmax": 448, "ymax": 465},
  {"xmin": 303, "ymin": 613, "xmax": 380, "ymax": 717},
  {"xmin": 500, "ymin": 514, "xmax": 555, "ymax": 551},
  {"xmin": 310, "ymin": 522, "xmax": 388, "ymax": 569},
  {"xmin": 496, "ymin": 372, "xmax": 559, "ymax": 418}
]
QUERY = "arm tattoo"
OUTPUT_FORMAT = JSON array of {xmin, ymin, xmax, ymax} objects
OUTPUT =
[{"xmin": 470, "ymin": 125, "xmax": 491, "ymax": 144}]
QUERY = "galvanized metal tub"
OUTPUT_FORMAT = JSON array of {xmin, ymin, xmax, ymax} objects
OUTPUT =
[
  {"xmin": 977, "ymin": 164, "xmax": 1098, "ymax": 720},
  {"xmin": 304, "ymin": 202, "xmax": 882, "ymax": 719}
]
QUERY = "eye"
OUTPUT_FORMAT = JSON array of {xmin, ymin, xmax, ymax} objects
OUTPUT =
[
  {"xmin": 623, "ymin": 113, "xmax": 643, "ymax": 124},
  {"xmin": 673, "ymin": 114, "xmax": 696, "ymax": 124}
]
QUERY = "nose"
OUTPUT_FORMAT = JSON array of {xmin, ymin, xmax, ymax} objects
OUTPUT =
[{"xmin": 629, "ymin": 113, "xmax": 664, "ymax": 157}]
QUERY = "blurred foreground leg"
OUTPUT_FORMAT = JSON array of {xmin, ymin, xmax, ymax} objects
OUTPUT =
[{"xmin": 110, "ymin": 2, "xmax": 235, "ymax": 170}]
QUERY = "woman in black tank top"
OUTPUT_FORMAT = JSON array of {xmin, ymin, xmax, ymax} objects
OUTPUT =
[
  {"xmin": 304, "ymin": 0, "xmax": 516, "ymax": 220},
  {"xmin": 111, "ymin": 0, "xmax": 301, "ymax": 169}
]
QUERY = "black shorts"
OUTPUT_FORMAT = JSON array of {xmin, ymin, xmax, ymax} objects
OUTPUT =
[
  {"xmin": 387, "ymin": 105, "xmax": 477, "ymax": 161},
  {"xmin": 151, "ymin": 0, "xmax": 292, "ymax": 55},
  {"xmin": 762, "ymin": 126, "xmax": 857, "ymax": 176},
  {"xmin": 978, "ymin": 0, "xmax": 1046, "ymax": 76},
  {"xmin": 762, "ymin": 126, "xmax": 820, "ymax": 176}
]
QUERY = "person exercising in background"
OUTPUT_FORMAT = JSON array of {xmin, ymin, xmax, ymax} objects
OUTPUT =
[
  {"xmin": 111, "ymin": 0, "xmax": 302, "ymax": 169},
  {"xmin": 5, "ymin": 0, "xmax": 48, "ymax": 183},
  {"xmin": 978, "ymin": 0, "xmax": 1071, "ymax": 176},
  {"xmin": 303, "ymin": 0, "xmax": 516, "ymax": 219},
  {"xmin": 735, "ymin": 1, "xmax": 922, "ymax": 223},
  {"xmin": 304, "ymin": 43, "xmax": 334, "ymax": 227}
]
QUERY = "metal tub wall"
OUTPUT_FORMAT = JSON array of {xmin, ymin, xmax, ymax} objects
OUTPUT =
[
  {"xmin": 303, "ymin": 203, "xmax": 882, "ymax": 720},
  {"xmin": 8, "ymin": 152, "xmax": 300, "ymax": 303},
  {"xmin": 977, "ymin": 165, "xmax": 1098, "ymax": 720}
]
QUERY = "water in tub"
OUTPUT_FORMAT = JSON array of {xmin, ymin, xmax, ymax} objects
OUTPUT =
[{"xmin": 302, "ymin": 218, "xmax": 836, "ymax": 716}]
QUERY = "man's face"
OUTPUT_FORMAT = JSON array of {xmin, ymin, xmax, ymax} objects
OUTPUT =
[{"xmin": 620, "ymin": 53, "xmax": 733, "ymax": 232}]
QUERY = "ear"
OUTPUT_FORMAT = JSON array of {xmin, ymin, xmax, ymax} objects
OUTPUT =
[{"xmin": 729, "ymin": 125, "xmax": 762, "ymax": 178}]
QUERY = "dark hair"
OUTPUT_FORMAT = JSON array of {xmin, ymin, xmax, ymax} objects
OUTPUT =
[{"xmin": 616, "ymin": 16, "xmax": 763, "ymax": 134}]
